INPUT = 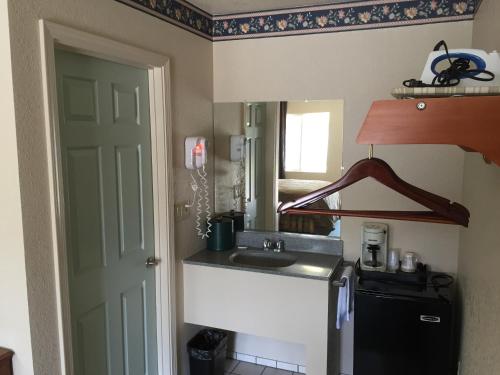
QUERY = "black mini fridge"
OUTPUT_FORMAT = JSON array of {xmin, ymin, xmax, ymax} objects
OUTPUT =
[{"xmin": 353, "ymin": 273, "xmax": 457, "ymax": 375}]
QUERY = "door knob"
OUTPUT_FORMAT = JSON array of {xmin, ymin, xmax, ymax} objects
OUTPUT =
[{"xmin": 145, "ymin": 256, "xmax": 160, "ymax": 267}]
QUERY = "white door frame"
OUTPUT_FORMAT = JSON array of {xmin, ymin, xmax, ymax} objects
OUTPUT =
[{"xmin": 39, "ymin": 20, "xmax": 177, "ymax": 375}]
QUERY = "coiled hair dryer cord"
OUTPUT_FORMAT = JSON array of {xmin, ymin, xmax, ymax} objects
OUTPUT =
[{"xmin": 403, "ymin": 40, "xmax": 495, "ymax": 88}]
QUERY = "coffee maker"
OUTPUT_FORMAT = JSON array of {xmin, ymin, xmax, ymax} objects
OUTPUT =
[{"xmin": 360, "ymin": 223, "xmax": 388, "ymax": 272}]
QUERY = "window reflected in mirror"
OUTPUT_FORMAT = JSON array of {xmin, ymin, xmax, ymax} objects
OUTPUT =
[
  {"xmin": 285, "ymin": 112, "xmax": 330, "ymax": 173},
  {"xmin": 213, "ymin": 100, "xmax": 343, "ymax": 238}
]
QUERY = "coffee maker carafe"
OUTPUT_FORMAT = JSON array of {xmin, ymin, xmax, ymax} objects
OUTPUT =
[{"xmin": 361, "ymin": 223, "xmax": 388, "ymax": 272}]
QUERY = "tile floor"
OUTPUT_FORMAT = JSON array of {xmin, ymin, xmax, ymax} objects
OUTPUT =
[{"xmin": 225, "ymin": 359, "xmax": 304, "ymax": 375}]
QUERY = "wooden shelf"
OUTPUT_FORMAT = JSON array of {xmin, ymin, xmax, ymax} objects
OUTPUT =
[
  {"xmin": 357, "ymin": 96, "xmax": 500, "ymax": 166},
  {"xmin": 0, "ymin": 348, "xmax": 14, "ymax": 375},
  {"xmin": 391, "ymin": 86, "xmax": 500, "ymax": 99}
]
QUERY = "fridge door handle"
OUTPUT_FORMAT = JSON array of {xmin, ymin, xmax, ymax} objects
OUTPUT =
[{"xmin": 420, "ymin": 315, "xmax": 441, "ymax": 323}]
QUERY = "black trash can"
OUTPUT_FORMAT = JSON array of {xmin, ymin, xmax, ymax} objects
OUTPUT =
[{"xmin": 187, "ymin": 329, "xmax": 227, "ymax": 375}]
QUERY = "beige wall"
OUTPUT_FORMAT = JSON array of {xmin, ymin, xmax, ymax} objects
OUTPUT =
[
  {"xmin": 458, "ymin": 155, "xmax": 500, "ymax": 375},
  {"xmin": 213, "ymin": 21, "xmax": 472, "ymax": 273},
  {"xmin": 0, "ymin": 3, "xmax": 34, "ymax": 374},
  {"xmin": 458, "ymin": 1, "xmax": 500, "ymax": 373},
  {"xmin": 4, "ymin": 0, "xmax": 213, "ymax": 374},
  {"xmin": 214, "ymin": 21, "xmax": 473, "ymax": 374}
]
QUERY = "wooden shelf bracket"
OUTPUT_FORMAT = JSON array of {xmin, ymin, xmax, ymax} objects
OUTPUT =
[{"xmin": 356, "ymin": 96, "xmax": 500, "ymax": 166}]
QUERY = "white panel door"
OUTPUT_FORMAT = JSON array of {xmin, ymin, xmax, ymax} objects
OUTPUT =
[
  {"xmin": 55, "ymin": 49, "xmax": 158, "ymax": 375},
  {"xmin": 245, "ymin": 103, "xmax": 266, "ymax": 230}
]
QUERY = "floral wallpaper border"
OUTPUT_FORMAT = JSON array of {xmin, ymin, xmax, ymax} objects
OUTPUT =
[
  {"xmin": 212, "ymin": 0, "xmax": 477, "ymax": 40},
  {"xmin": 116, "ymin": 0, "xmax": 480, "ymax": 41},
  {"xmin": 116, "ymin": 0, "xmax": 213, "ymax": 40}
]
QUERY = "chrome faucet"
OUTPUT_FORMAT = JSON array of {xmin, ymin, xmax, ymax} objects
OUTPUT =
[
  {"xmin": 263, "ymin": 239, "xmax": 273, "ymax": 251},
  {"xmin": 263, "ymin": 239, "xmax": 285, "ymax": 252},
  {"xmin": 274, "ymin": 240, "xmax": 285, "ymax": 253}
]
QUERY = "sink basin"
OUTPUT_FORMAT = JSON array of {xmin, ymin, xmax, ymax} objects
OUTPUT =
[{"xmin": 229, "ymin": 250, "xmax": 298, "ymax": 268}]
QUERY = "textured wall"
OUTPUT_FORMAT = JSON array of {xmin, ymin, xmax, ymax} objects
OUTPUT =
[
  {"xmin": 5, "ymin": 0, "xmax": 213, "ymax": 374},
  {"xmin": 458, "ymin": 0, "xmax": 500, "ymax": 373},
  {"xmin": 458, "ymin": 155, "xmax": 500, "ymax": 374},
  {"xmin": 0, "ymin": 3, "xmax": 34, "ymax": 374},
  {"xmin": 213, "ymin": 21, "xmax": 473, "ymax": 374},
  {"xmin": 213, "ymin": 102, "xmax": 279, "ymax": 230},
  {"xmin": 214, "ymin": 21, "xmax": 472, "ymax": 272},
  {"xmin": 213, "ymin": 103, "xmax": 244, "ymax": 213}
]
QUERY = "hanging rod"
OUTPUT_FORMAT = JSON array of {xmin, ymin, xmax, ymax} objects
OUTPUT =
[{"xmin": 281, "ymin": 208, "xmax": 465, "ymax": 225}]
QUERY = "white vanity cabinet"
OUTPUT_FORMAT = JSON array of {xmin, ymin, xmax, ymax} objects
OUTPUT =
[{"xmin": 183, "ymin": 263, "xmax": 340, "ymax": 375}]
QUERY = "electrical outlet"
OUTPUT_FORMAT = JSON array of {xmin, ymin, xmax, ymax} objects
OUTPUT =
[{"xmin": 174, "ymin": 202, "xmax": 190, "ymax": 220}]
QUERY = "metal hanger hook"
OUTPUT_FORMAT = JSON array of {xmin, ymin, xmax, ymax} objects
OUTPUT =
[{"xmin": 368, "ymin": 144, "xmax": 374, "ymax": 159}]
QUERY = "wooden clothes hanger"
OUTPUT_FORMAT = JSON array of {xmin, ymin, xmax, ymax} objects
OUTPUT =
[{"xmin": 277, "ymin": 151, "xmax": 470, "ymax": 227}]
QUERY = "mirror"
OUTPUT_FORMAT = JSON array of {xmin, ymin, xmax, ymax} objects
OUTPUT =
[{"xmin": 213, "ymin": 100, "xmax": 343, "ymax": 237}]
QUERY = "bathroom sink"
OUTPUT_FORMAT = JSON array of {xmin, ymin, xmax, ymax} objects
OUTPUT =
[{"xmin": 229, "ymin": 250, "xmax": 298, "ymax": 268}]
